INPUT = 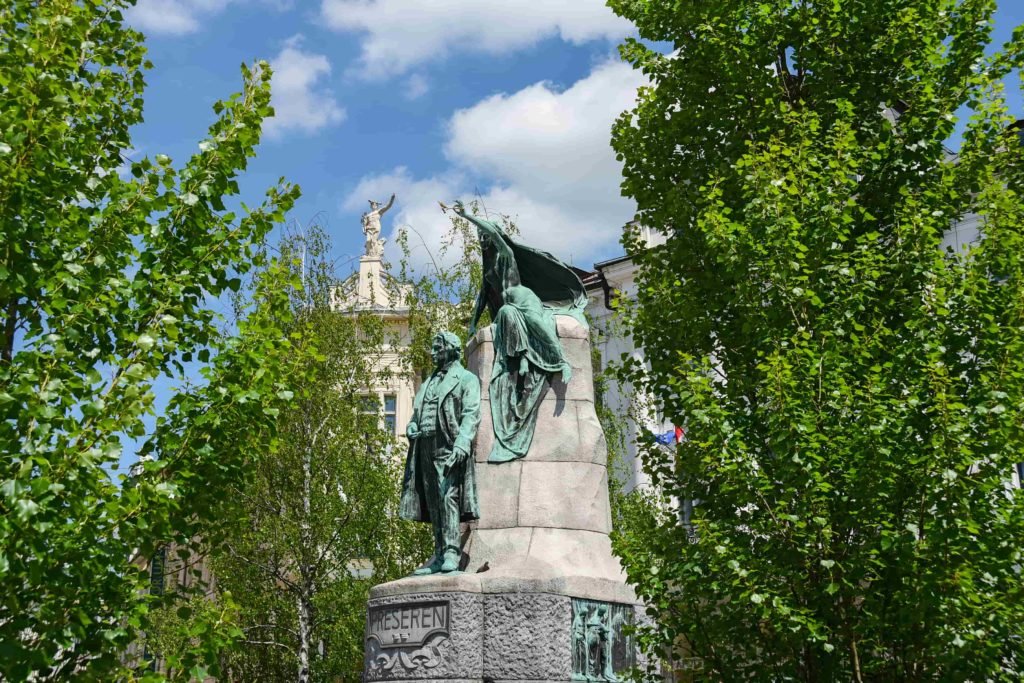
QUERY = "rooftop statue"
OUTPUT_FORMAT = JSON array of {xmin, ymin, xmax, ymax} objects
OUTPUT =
[
  {"xmin": 449, "ymin": 201, "xmax": 587, "ymax": 463},
  {"xmin": 361, "ymin": 193, "xmax": 394, "ymax": 258}
]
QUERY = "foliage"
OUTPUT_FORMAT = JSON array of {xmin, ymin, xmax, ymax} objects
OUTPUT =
[
  {"xmin": 140, "ymin": 591, "xmax": 244, "ymax": 682},
  {"xmin": 601, "ymin": 390, "xmax": 667, "ymax": 621},
  {"xmin": 145, "ymin": 223, "xmax": 430, "ymax": 682},
  {"xmin": 0, "ymin": 0, "xmax": 298, "ymax": 678},
  {"xmin": 609, "ymin": 0, "xmax": 1024, "ymax": 679}
]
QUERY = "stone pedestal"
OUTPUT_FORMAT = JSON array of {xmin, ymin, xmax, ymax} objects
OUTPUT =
[{"xmin": 365, "ymin": 316, "xmax": 640, "ymax": 683}]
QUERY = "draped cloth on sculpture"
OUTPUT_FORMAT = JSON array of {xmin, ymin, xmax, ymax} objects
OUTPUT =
[{"xmin": 468, "ymin": 215, "xmax": 587, "ymax": 463}]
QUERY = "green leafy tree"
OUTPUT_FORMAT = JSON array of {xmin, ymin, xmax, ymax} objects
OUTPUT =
[
  {"xmin": 148, "ymin": 205, "xmax": 508, "ymax": 682},
  {"xmin": 148, "ymin": 223, "xmax": 429, "ymax": 683},
  {"xmin": 0, "ymin": 0, "xmax": 298, "ymax": 678},
  {"xmin": 609, "ymin": 0, "xmax": 1024, "ymax": 679}
]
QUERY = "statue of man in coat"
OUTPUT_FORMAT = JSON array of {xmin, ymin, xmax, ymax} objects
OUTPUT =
[{"xmin": 400, "ymin": 330, "xmax": 481, "ymax": 574}]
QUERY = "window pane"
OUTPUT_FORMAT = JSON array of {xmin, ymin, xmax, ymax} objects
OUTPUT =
[
  {"xmin": 384, "ymin": 395, "xmax": 396, "ymax": 414},
  {"xmin": 359, "ymin": 395, "xmax": 378, "ymax": 413},
  {"xmin": 384, "ymin": 415, "xmax": 397, "ymax": 435},
  {"xmin": 150, "ymin": 547, "xmax": 166, "ymax": 596}
]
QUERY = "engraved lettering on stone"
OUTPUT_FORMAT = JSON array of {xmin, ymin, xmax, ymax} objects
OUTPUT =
[
  {"xmin": 367, "ymin": 601, "xmax": 450, "ymax": 648},
  {"xmin": 365, "ymin": 601, "xmax": 452, "ymax": 681},
  {"xmin": 571, "ymin": 598, "xmax": 635, "ymax": 682}
]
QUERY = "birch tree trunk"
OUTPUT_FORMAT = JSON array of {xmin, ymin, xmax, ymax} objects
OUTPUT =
[
  {"xmin": 297, "ymin": 592, "xmax": 312, "ymax": 683},
  {"xmin": 193, "ymin": 224, "xmax": 433, "ymax": 679},
  {"xmin": 297, "ymin": 423, "xmax": 314, "ymax": 683}
]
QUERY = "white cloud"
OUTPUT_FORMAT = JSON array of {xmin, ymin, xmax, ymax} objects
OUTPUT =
[
  {"xmin": 404, "ymin": 74, "xmax": 430, "ymax": 101},
  {"xmin": 128, "ymin": 0, "xmax": 208, "ymax": 34},
  {"xmin": 320, "ymin": 0, "xmax": 631, "ymax": 77},
  {"xmin": 343, "ymin": 59, "xmax": 645, "ymax": 270},
  {"xmin": 128, "ymin": 0, "xmax": 291, "ymax": 36},
  {"xmin": 445, "ymin": 59, "xmax": 643, "ymax": 248},
  {"xmin": 264, "ymin": 37, "xmax": 346, "ymax": 139}
]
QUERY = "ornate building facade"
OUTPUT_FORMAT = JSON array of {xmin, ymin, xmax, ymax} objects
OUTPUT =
[{"xmin": 331, "ymin": 211, "xmax": 417, "ymax": 442}]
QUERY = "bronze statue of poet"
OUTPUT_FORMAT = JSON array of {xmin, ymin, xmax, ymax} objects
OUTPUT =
[{"xmin": 399, "ymin": 331, "xmax": 481, "ymax": 574}]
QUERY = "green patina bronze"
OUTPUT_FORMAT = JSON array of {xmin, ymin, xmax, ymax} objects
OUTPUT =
[
  {"xmin": 571, "ymin": 599, "xmax": 635, "ymax": 682},
  {"xmin": 453, "ymin": 202, "xmax": 587, "ymax": 463},
  {"xmin": 400, "ymin": 330, "xmax": 481, "ymax": 574}
]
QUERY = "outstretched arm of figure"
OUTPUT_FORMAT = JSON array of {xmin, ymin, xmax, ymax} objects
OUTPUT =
[
  {"xmin": 452, "ymin": 201, "xmax": 518, "ymax": 273},
  {"xmin": 452, "ymin": 201, "xmax": 504, "ymax": 241},
  {"xmin": 379, "ymin": 193, "xmax": 395, "ymax": 215}
]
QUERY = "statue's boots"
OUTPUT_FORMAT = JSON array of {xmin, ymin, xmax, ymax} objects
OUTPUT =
[
  {"xmin": 439, "ymin": 547, "xmax": 460, "ymax": 573},
  {"xmin": 413, "ymin": 554, "xmax": 443, "ymax": 575},
  {"xmin": 413, "ymin": 541, "xmax": 445, "ymax": 575}
]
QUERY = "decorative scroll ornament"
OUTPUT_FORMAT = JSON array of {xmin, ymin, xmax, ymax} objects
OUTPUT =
[{"xmin": 365, "ymin": 634, "xmax": 451, "ymax": 680}]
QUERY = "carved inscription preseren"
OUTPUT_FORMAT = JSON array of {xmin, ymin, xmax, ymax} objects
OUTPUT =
[{"xmin": 367, "ymin": 601, "xmax": 450, "ymax": 649}]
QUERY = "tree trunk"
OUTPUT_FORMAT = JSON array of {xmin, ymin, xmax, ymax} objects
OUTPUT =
[
  {"xmin": 297, "ymin": 425, "xmax": 314, "ymax": 683},
  {"xmin": 297, "ymin": 593, "xmax": 312, "ymax": 683},
  {"xmin": 2, "ymin": 297, "xmax": 17, "ymax": 363}
]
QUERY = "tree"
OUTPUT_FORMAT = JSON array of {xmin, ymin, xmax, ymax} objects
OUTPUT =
[
  {"xmin": 0, "ymin": 0, "xmax": 298, "ymax": 678},
  {"xmin": 588, "ymin": 304, "xmax": 667, "ymax": 555},
  {"xmin": 146, "ymin": 222, "xmax": 429, "ymax": 683},
  {"xmin": 147, "ymin": 205, "xmax": 507, "ymax": 682},
  {"xmin": 609, "ymin": 0, "xmax": 1024, "ymax": 679}
]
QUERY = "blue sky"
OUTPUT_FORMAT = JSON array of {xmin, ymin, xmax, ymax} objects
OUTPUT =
[
  {"xmin": 111, "ymin": 1, "xmax": 1022, "ymax": 476},
  {"xmin": 125, "ymin": 1, "xmax": 1023, "ymax": 276},
  {"xmin": 126, "ymin": 0, "xmax": 641, "ymax": 274},
  {"xmin": 113, "ymin": 0, "xmax": 643, "ymax": 476}
]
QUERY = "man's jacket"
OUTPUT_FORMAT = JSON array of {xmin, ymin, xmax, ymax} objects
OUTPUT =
[{"xmin": 399, "ymin": 361, "xmax": 481, "ymax": 523}]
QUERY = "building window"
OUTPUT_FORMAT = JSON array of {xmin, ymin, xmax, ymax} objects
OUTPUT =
[
  {"xmin": 360, "ymin": 393, "xmax": 399, "ymax": 436},
  {"xmin": 150, "ymin": 546, "xmax": 166, "ymax": 596},
  {"xmin": 346, "ymin": 558, "xmax": 375, "ymax": 580},
  {"xmin": 383, "ymin": 394, "xmax": 397, "ymax": 435}
]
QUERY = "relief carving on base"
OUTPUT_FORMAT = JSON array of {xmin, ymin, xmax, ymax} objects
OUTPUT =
[
  {"xmin": 571, "ymin": 599, "xmax": 636, "ymax": 682},
  {"xmin": 365, "ymin": 633, "xmax": 451, "ymax": 681},
  {"xmin": 365, "ymin": 600, "xmax": 452, "ymax": 681}
]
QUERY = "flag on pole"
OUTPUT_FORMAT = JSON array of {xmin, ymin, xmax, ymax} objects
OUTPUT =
[{"xmin": 653, "ymin": 426, "xmax": 685, "ymax": 445}]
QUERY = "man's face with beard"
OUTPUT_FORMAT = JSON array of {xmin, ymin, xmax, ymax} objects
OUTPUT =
[{"xmin": 431, "ymin": 336, "xmax": 449, "ymax": 368}]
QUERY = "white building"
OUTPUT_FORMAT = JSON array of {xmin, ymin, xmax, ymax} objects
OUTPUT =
[
  {"xmin": 332, "ymin": 238, "xmax": 417, "ymax": 441},
  {"xmin": 581, "ymin": 224, "xmax": 672, "ymax": 494}
]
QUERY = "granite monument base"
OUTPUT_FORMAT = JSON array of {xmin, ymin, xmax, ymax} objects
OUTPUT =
[
  {"xmin": 365, "ymin": 579, "xmax": 642, "ymax": 683},
  {"xmin": 366, "ymin": 317, "xmax": 641, "ymax": 682}
]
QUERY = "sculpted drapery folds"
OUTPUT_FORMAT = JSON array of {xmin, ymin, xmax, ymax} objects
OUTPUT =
[
  {"xmin": 400, "ymin": 331, "xmax": 481, "ymax": 574},
  {"xmin": 452, "ymin": 201, "xmax": 588, "ymax": 463}
]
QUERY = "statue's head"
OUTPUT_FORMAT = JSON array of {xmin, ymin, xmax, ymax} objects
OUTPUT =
[
  {"xmin": 369, "ymin": 199, "xmax": 380, "ymax": 210},
  {"xmin": 430, "ymin": 331, "xmax": 462, "ymax": 368}
]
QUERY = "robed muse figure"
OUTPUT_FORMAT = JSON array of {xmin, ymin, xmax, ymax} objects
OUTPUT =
[
  {"xmin": 400, "ymin": 331, "xmax": 482, "ymax": 574},
  {"xmin": 450, "ymin": 201, "xmax": 588, "ymax": 463}
]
